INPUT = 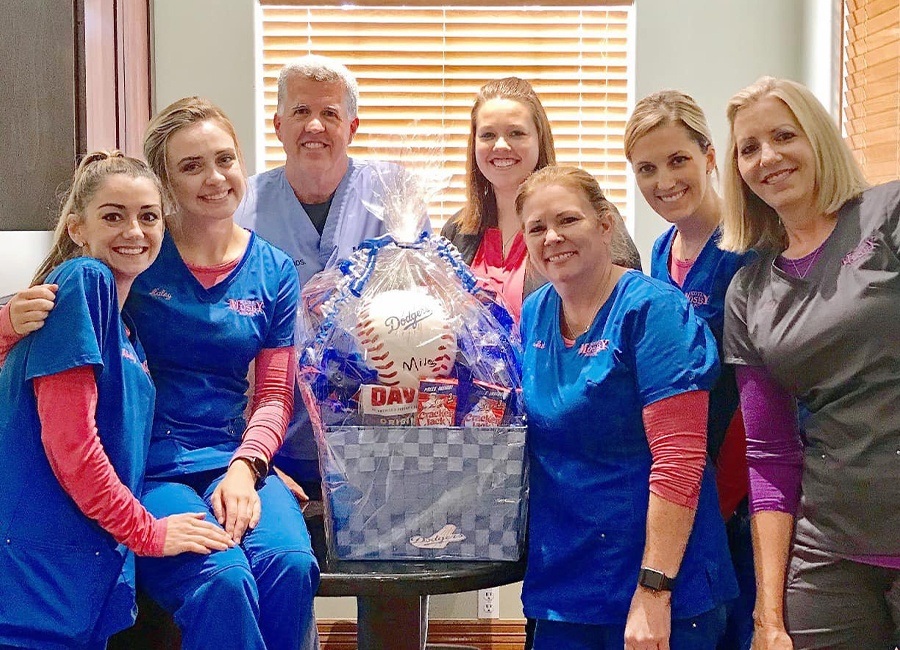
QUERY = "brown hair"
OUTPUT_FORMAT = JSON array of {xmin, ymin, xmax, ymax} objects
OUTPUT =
[
  {"xmin": 516, "ymin": 165, "xmax": 631, "ymax": 264},
  {"xmin": 143, "ymin": 96, "xmax": 244, "ymax": 216},
  {"xmin": 32, "ymin": 151, "xmax": 161, "ymax": 285},
  {"xmin": 459, "ymin": 77, "xmax": 556, "ymax": 235}
]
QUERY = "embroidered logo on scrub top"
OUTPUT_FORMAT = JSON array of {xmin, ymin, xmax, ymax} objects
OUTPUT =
[
  {"xmin": 685, "ymin": 291, "xmax": 710, "ymax": 306},
  {"xmin": 149, "ymin": 287, "xmax": 172, "ymax": 300},
  {"xmin": 578, "ymin": 340, "xmax": 610, "ymax": 357},
  {"xmin": 294, "ymin": 258, "xmax": 306, "ymax": 267},
  {"xmin": 841, "ymin": 236, "xmax": 877, "ymax": 266},
  {"xmin": 533, "ymin": 340, "xmax": 546, "ymax": 349},
  {"xmin": 228, "ymin": 299, "xmax": 265, "ymax": 316},
  {"xmin": 122, "ymin": 348, "xmax": 151, "ymax": 373}
]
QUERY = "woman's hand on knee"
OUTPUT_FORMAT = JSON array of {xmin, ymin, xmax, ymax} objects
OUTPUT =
[
  {"xmin": 624, "ymin": 587, "xmax": 672, "ymax": 650},
  {"xmin": 161, "ymin": 512, "xmax": 234, "ymax": 556},
  {"xmin": 212, "ymin": 462, "xmax": 262, "ymax": 543}
]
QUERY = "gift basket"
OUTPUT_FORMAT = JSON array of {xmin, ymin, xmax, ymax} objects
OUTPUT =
[{"xmin": 297, "ymin": 164, "xmax": 528, "ymax": 561}]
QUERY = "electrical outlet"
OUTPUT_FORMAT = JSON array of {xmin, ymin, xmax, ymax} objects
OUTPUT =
[{"xmin": 477, "ymin": 587, "xmax": 500, "ymax": 619}]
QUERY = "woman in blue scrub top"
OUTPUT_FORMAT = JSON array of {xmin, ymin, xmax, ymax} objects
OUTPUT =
[
  {"xmin": 0, "ymin": 152, "xmax": 233, "ymax": 649},
  {"xmin": 516, "ymin": 166, "xmax": 737, "ymax": 650},
  {"xmin": 624, "ymin": 90, "xmax": 755, "ymax": 650},
  {"xmin": 131, "ymin": 97, "xmax": 318, "ymax": 650}
]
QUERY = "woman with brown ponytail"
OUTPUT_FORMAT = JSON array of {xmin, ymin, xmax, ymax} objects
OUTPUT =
[{"xmin": 0, "ymin": 152, "xmax": 232, "ymax": 649}]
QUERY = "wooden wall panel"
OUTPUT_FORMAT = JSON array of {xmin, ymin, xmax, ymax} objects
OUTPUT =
[
  {"xmin": 0, "ymin": 0, "xmax": 78, "ymax": 230},
  {"xmin": 0, "ymin": 0, "xmax": 151, "ymax": 231},
  {"xmin": 318, "ymin": 619, "xmax": 527, "ymax": 650}
]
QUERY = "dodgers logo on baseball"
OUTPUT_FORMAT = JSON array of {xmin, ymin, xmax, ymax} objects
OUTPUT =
[{"xmin": 355, "ymin": 289, "xmax": 457, "ymax": 388}]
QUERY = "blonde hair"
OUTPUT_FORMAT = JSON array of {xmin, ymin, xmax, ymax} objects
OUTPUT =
[
  {"xmin": 460, "ymin": 77, "xmax": 556, "ymax": 235},
  {"xmin": 32, "ymin": 151, "xmax": 161, "ymax": 285},
  {"xmin": 720, "ymin": 76, "xmax": 868, "ymax": 253},
  {"xmin": 624, "ymin": 89, "xmax": 715, "ymax": 165},
  {"xmin": 515, "ymin": 165, "xmax": 630, "ymax": 264},
  {"xmin": 143, "ymin": 96, "xmax": 244, "ymax": 216}
]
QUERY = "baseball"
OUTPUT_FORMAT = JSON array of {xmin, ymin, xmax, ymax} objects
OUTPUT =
[{"xmin": 354, "ymin": 289, "xmax": 457, "ymax": 388}]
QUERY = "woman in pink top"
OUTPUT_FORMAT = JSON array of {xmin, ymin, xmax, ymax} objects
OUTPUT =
[{"xmin": 441, "ymin": 77, "xmax": 641, "ymax": 324}]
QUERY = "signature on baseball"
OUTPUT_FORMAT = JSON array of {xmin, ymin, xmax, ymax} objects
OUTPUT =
[
  {"xmin": 385, "ymin": 308, "xmax": 434, "ymax": 333},
  {"xmin": 409, "ymin": 524, "xmax": 466, "ymax": 549}
]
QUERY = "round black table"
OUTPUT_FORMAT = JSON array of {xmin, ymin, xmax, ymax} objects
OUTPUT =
[{"xmin": 308, "ymin": 505, "xmax": 526, "ymax": 650}]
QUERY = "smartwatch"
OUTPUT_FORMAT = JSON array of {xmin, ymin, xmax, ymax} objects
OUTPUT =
[
  {"xmin": 233, "ymin": 456, "xmax": 268, "ymax": 487},
  {"xmin": 638, "ymin": 567, "xmax": 676, "ymax": 592}
]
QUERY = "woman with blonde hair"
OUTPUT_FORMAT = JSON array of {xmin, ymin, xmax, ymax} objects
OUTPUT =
[
  {"xmin": 134, "ymin": 96, "xmax": 319, "ymax": 650},
  {"xmin": 721, "ymin": 76, "xmax": 898, "ymax": 650},
  {"xmin": 625, "ymin": 89, "xmax": 755, "ymax": 650},
  {"xmin": 0, "ymin": 152, "xmax": 231, "ymax": 648},
  {"xmin": 517, "ymin": 165, "xmax": 736, "ymax": 649},
  {"xmin": 442, "ymin": 76, "xmax": 640, "ymax": 323}
]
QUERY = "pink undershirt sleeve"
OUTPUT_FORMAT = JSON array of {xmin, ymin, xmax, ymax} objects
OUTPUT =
[
  {"xmin": 232, "ymin": 346, "xmax": 296, "ymax": 466},
  {"xmin": 735, "ymin": 365, "xmax": 804, "ymax": 515},
  {"xmin": 642, "ymin": 390, "xmax": 709, "ymax": 510},
  {"xmin": 34, "ymin": 366, "xmax": 167, "ymax": 556}
]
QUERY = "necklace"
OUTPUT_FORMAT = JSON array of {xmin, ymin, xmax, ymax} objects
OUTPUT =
[
  {"xmin": 673, "ymin": 226, "xmax": 716, "ymax": 263},
  {"xmin": 784, "ymin": 242, "xmax": 825, "ymax": 279},
  {"xmin": 501, "ymin": 230, "xmax": 520, "ymax": 257},
  {"xmin": 560, "ymin": 269, "xmax": 616, "ymax": 339}
]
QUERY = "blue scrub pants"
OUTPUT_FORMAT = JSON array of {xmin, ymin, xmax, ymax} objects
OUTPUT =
[
  {"xmin": 136, "ymin": 469, "xmax": 320, "ymax": 650},
  {"xmin": 532, "ymin": 605, "xmax": 727, "ymax": 650}
]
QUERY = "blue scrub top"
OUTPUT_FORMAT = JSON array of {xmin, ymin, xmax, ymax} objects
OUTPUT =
[
  {"xmin": 520, "ymin": 271, "xmax": 737, "ymax": 625},
  {"xmin": 650, "ymin": 226, "xmax": 754, "ymax": 458},
  {"xmin": 128, "ymin": 231, "xmax": 299, "ymax": 478},
  {"xmin": 0, "ymin": 258, "xmax": 155, "ymax": 647},
  {"xmin": 235, "ymin": 159, "xmax": 396, "ymax": 286}
]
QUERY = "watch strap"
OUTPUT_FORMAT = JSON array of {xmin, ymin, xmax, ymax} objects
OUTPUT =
[
  {"xmin": 638, "ymin": 566, "xmax": 676, "ymax": 592},
  {"xmin": 232, "ymin": 456, "xmax": 268, "ymax": 486}
]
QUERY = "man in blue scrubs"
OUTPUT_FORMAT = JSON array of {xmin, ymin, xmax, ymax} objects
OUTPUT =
[{"xmin": 235, "ymin": 54, "xmax": 428, "ymax": 488}]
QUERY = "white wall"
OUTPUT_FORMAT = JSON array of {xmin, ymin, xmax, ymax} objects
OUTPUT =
[
  {"xmin": 0, "ymin": 231, "xmax": 53, "ymax": 297},
  {"xmin": 151, "ymin": 0, "xmax": 260, "ymax": 174},
  {"xmin": 629, "ymin": 0, "xmax": 805, "ymax": 265}
]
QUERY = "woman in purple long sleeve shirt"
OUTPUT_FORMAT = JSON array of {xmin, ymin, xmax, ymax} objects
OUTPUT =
[{"xmin": 720, "ymin": 77, "xmax": 899, "ymax": 650}]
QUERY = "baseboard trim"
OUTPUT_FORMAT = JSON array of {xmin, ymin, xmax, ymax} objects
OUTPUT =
[{"xmin": 318, "ymin": 618, "xmax": 526, "ymax": 649}]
